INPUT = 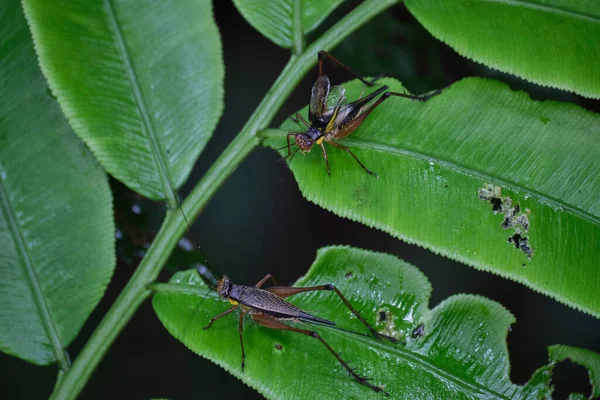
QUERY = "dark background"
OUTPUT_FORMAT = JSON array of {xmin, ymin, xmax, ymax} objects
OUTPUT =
[{"xmin": 2, "ymin": 2, "xmax": 599, "ymax": 399}]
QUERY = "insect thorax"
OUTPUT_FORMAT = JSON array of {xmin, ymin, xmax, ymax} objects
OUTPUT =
[{"xmin": 306, "ymin": 126, "xmax": 323, "ymax": 140}]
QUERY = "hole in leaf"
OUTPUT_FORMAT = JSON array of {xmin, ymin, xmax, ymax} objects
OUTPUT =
[
  {"xmin": 479, "ymin": 184, "xmax": 532, "ymax": 258},
  {"xmin": 551, "ymin": 360, "xmax": 593, "ymax": 400},
  {"xmin": 508, "ymin": 234, "xmax": 532, "ymax": 258}
]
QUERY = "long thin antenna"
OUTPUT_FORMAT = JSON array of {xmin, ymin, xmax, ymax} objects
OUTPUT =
[
  {"xmin": 170, "ymin": 189, "xmax": 218, "ymax": 287},
  {"xmin": 176, "ymin": 195, "xmax": 210, "ymax": 265}
]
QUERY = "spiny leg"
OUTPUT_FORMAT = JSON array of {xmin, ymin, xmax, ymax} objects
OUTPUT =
[
  {"xmin": 239, "ymin": 311, "xmax": 247, "ymax": 371},
  {"xmin": 251, "ymin": 313, "xmax": 389, "ymax": 396},
  {"xmin": 267, "ymin": 284, "xmax": 394, "ymax": 342},
  {"xmin": 204, "ymin": 305, "xmax": 238, "ymax": 330},
  {"xmin": 320, "ymin": 142, "xmax": 331, "ymax": 176},
  {"xmin": 318, "ymin": 50, "xmax": 382, "ymax": 87},
  {"xmin": 255, "ymin": 273, "xmax": 278, "ymax": 288},
  {"xmin": 328, "ymin": 140, "xmax": 378, "ymax": 178}
]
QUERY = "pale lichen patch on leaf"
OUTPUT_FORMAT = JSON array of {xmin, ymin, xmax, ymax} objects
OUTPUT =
[{"xmin": 478, "ymin": 184, "xmax": 533, "ymax": 258}]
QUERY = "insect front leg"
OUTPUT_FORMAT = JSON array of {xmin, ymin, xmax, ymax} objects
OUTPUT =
[
  {"xmin": 204, "ymin": 305, "xmax": 238, "ymax": 330},
  {"xmin": 285, "ymin": 132, "xmax": 296, "ymax": 158},
  {"xmin": 290, "ymin": 112, "xmax": 310, "ymax": 128},
  {"xmin": 250, "ymin": 313, "xmax": 389, "ymax": 396}
]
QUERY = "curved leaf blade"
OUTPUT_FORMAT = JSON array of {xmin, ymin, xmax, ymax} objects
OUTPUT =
[
  {"xmin": 266, "ymin": 77, "xmax": 600, "ymax": 317},
  {"xmin": 153, "ymin": 246, "xmax": 555, "ymax": 399},
  {"xmin": 232, "ymin": 0, "xmax": 345, "ymax": 48},
  {"xmin": 22, "ymin": 0, "xmax": 224, "ymax": 200},
  {"xmin": 549, "ymin": 345, "xmax": 600, "ymax": 398},
  {"xmin": 404, "ymin": 0, "xmax": 600, "ymax": 99},
  {"xmin": 0, "ymin": 0, "xmax": 115, "ymax": 365}
]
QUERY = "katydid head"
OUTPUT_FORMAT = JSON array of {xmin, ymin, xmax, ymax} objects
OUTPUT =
[
  {"xmin": 216, "ymin": 275, "xmax": 232, "ymax": 299},
  {"xmin": 295, "ymin": 127, "xmax": 322, "ymax": 153},
  {"xmin": 294, "ymin": 133, "xmax": 314, "ymax": 152}
]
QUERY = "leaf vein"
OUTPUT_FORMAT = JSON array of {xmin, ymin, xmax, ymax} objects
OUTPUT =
[
  {"xmin": 0, "ymin": 178, "xmax": 69, "ymax": 369},
  {"xmin": 103, "ymin": 0, "xmax": 176, "ymax": 204},
  {"xmin": 342, "ymin": 138, "xmax": 600, "ymax": 226}
]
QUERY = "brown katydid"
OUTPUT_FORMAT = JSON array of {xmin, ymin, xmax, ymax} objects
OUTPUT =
[
  {"xmin": 285, "ymin": 50, "xmax": 440, "ymax": 177},
  {"xmin": 200, "ymin": 268, "xmax": 397, "ymax": 396}
]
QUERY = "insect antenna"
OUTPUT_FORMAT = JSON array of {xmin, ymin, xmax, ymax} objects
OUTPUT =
[
  {"xmin": 275, "ymin": 143, "xmax": 295, "ymax": 152},
  {"xmin": 287, "ymin": 147, "xmax": 301, "ymax": 163},
  {"xmin": 163, "ymin": 172, "xmax": 218, "ymax": 288}
]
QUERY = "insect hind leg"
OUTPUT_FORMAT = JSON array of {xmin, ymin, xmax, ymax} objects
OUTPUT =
[
  {"xmin": 318, "ymin": 50, "xmax": 382, "ymax": 87},
  {"xmin": 386, "ymin": 88, "xmax": 442, "ymax": 102},
  {"xmin": 250, "ymin": 313, "xmax": 389, "ymax": 396},
  {"xmin": 267, "ymin": 284, "xmax": 395, "ymax": 343}
]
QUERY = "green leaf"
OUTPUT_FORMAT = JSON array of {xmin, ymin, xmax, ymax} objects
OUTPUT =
[
  {"xmin": 265, "ymin": 77, "xmax": 600, "ymax": 317},
  {"xmin": 232, "ymin": 0, "xmax": 345, "ymax": 48},
  {"xmin": 153, "ymin": 246, "xmax": 556, "ymax": 399},
  {"xmin": 549, "ymin": 345, "xmax": 600, "ymax": 399},
  {"xmin": 404, "ymin": 0, "xmax": 600, "ymax": 99},
  {"xmin": 22, "ymin": 0, "xmax": 224, "ymax": 201},
  {"xmin": 0, "ymin": 0, "xmax": 115, "ymax": 366}
]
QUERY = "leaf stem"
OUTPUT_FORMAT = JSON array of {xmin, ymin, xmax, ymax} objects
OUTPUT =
[
  {"xmin": 257, "ymin": 128, "xmax": 288, "ymax": 139},
  {"xmin": 292, "ymin": 0, "xmax": 304, "ymax": 54},
  {"xmin": 50, "ymin": 1, "xmax": 398, "ymax": 398}
]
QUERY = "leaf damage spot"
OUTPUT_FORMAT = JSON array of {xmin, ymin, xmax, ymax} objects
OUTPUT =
[
  {"xmin": 478, "ymin": 184, "xmax": 533, "ymax": 259},
  {"xmin": 508, "ymin": 233, "xmax": 532, "ymax": 258},
  {"xmin": 376, "ymin": 308, "xmax": 401, "ymax": 340},
  {"xmin": 377, "ymin": 309, "xmax": 388, "ymax": 322}
]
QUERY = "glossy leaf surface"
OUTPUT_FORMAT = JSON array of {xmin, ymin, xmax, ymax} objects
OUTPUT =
[
  {"xmin": 266, "ymin": 77, "xmax": 600, "ymax": 317},
  {"xmin": 22, "ymin": 0, "xmax": 224, "ymax": 200},
  {"xmin": 0, "ymin": 0, "xmax": 114, "ymax": 365},
  {"xmin": 153, "ymin": 246, "xmax": 560, "ymax": 399},
  {"xmin": 232, "ymin": 0, "xmax": 345, "ymax": 48},
  {"xmin": 404, "ymin": 0, "xmax": 600, "ymax": 98}
]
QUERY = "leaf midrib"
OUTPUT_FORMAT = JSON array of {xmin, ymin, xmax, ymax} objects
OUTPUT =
[
  {"xmin": 103, "ymin": 0, "xmax": 176, "ymax": 203},
  {"xmin": 155, "ymin": 283, "xmax": 510, "ymax": 399},
  {"xmin": 341, "ymin": 138, "xmax": 600, "ymax": 226},
  {"xmin": 0, "ymin": 177, "xmax": 67, "ymax": 366},
  {"xmin": 483, "ymin": 0, "xmax": 600, "ymax": 23}
]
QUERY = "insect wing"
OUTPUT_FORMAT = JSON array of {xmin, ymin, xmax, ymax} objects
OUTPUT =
[
  {"xmin": 325, "ymin": 85, "xmax": 347, "ymax": 110},
  {"xmin": 309, "ymin": 75, "xmax": 330, "ymax": 124},
  {"xmin": 330, "ymin": 85, "xmax": 389, "ymax": 136},
  {"xmin": 240, "ymin": 286, "xmax": 302, "ymax": 318},
  {"xmin": 320, "ymin": 85, "xmax": 349, "ymax": 132}
]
